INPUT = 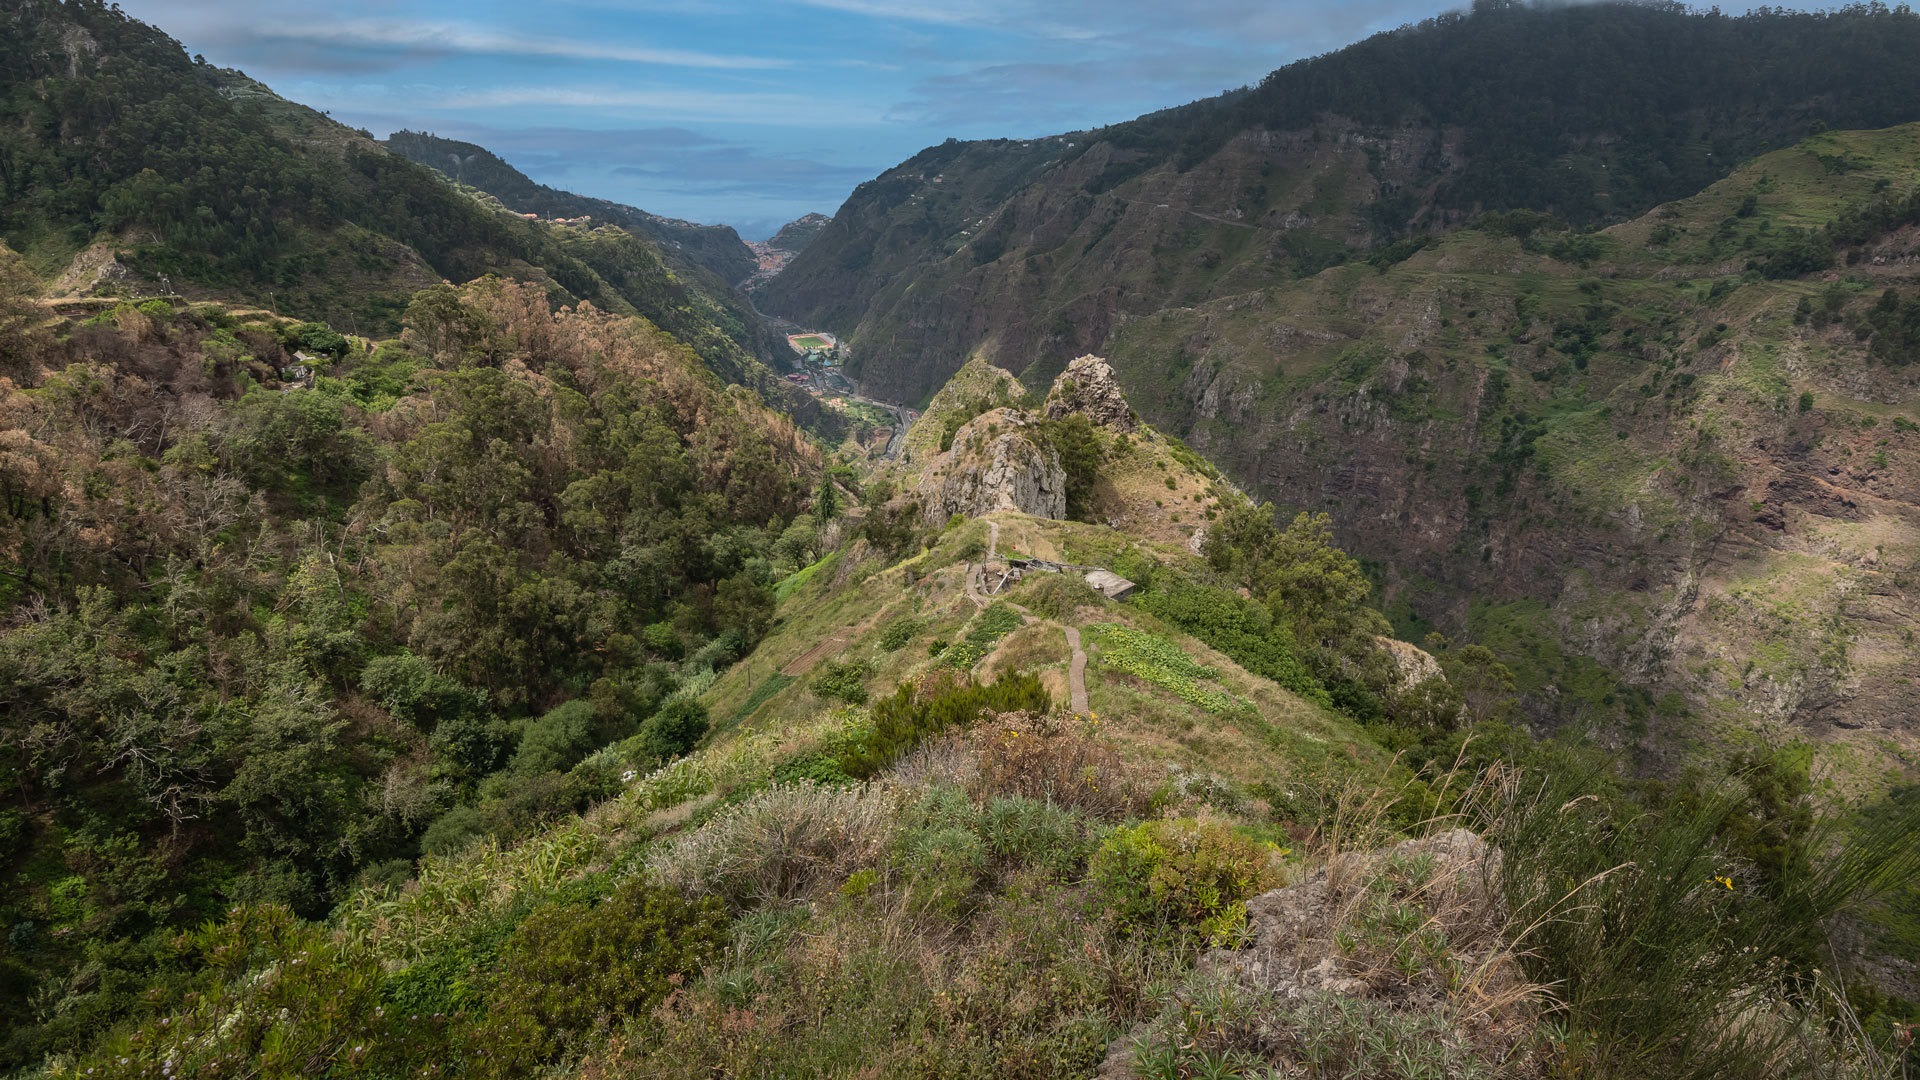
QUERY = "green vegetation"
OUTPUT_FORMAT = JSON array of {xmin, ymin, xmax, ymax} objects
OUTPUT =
[
  {"xmin": 0, "ymin": 277, "xmax": 822, "ymax": 1066},
  {"xmin": 6, "ymin": 4, "xmax": 1920, "ymax": 1077},
  {"xmin": 936, "ymin": 601, "xmax": 1027, "ymax": 669},
  {"xmin": 0, "ymin": 4, "xmax": 779, "ymax": 393},
  {"xmin": 1083, "ymin": 623, "xmax": 1240, "ymax": 714}
]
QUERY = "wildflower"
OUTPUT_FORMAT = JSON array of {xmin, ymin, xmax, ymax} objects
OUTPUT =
[
  {"xmin": 621, "ymin": 770, "xmax": 637, "ymax": 783},
  {"xmin": 1712, "ymin": 875, "xmax": 1734, "ymax": 890}
]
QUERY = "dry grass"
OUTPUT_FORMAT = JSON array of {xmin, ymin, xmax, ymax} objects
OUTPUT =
[
  {"xmin": 970, "ymin": 710, "xmax": 1159, "ymax": 821},
  {"xmin": 645, "ymin": 780, "xmax": 904, "ymax": 908}
]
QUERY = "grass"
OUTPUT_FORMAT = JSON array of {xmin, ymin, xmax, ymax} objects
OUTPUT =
[
  {"xmin": 1083, "ymin": 622, "xmax": 1241, "ymax": 714},
  {"xmin": 730, "ymin": 673, "xmax": 796, "ymax": 725}
]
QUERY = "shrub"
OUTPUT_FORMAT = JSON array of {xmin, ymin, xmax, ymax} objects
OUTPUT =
[
  {"xmin": 1476, "ymin": 755, "xmax": 1920, "ymax": 1079},
  {"xmin": 839, "ymin": 671, "xmax": 1050, "ymax": 778},
  {"xmin": 877, "ymin": 617, "xmax": 923, "ymax": 651},
  {"xmin": 811, "ymin": 658, "xmax": 871, "ymax": 705},
  {"xmin": 893, "ymin": 792, "xmax": 992, "ymax": 914},
  {"xmin": 972, "ymin": 710, "xmax": 1157, "ymax": 820},
  {"xmin": 1134, "ymin": 583, "xmax": 1329, "ymax": 705},
  {"xmin": 285, "ymin": 320, "xmax": 350, "ymax": 357},
  {"xmin": 639, "ymin": 698, "xmax": 709, "ymax": 760},
  {"xmin": 1092, "ymin": 818, "xmax": 1279, "ymax": 944},
  {"xmin": 508, "ymin": 699, "xmax": 598, "ymax": 775},
  {"xmin": 647, "ymin": 781, "xmax": 903, "ymax": 907},
  {"xmin": 1019, "ymin": 571, "xmax": 1104, "ymax": 621},
  {"xmin": 978, "ymin": 794, "xmax": 1097, "ymax": 876},
  {"xmin": 470, "ymin": 879, "xmax": 728, "ymax": 1073},
  {"xmin": 420, "ymin": 804, "xmax": 490, "ymax": 856},
  {"xmin": 72, "ymin": 905, "xmax": 450, "ymax": 1078}
]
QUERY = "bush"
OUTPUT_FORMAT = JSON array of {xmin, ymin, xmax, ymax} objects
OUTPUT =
[
  {"xmin": 420, "ymin": 805, "xmax": 490, "ymax": 856},
  {"xmin": 811, "ymin": 658, "xmax": 871, "ymax": 705},
  {"xmin": 285, "ymin": 320, "xmax": 350, "ymax": 357},
  {"xmin": 647, "ymin": 781, "xmax": 902, "ymax": 907},
  {"xmin": 1134, "ymin": 582, "xmax": 1328, "ymax": 705},
  {"xmin": 839, "ymin": 671, "xmax": 1051, "ymax": 778},
  {"xmin": 877, "ymin": 617, "xmax": 923, "ymax": 651},
  {"xmin": 471, "ymin": 880, "xmax": 728, "ymax": 1073},
  {"xmin": 508, "ymin": 699, "xmax": 598, "ymax": 775},
  {"xmin": 639, "ymin": 698, "xmax": 709, "ymax": 760},
  {"xmin": 71, "ymin": 905, "xmax": 451, "ymax": 1078},
  {"xmin": 1478, "ymin": 755, "xmax": 1920, "ymax": 1079},
  {"xmin": 971, "ymin": 710, "xmax": 1157, "ymax": 821},
  {"xmin": 1092, "ymin": 818, "xmax": 1279, "ymax": 944},
  {"xmin": 1018, "ymin": 571, "xmax": 1104, "ymax": 621}
]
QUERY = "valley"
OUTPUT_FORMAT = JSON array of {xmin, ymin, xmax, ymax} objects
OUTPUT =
[{"xmin": 2, "ymin": 1, "xmax": 1920, "ymax": 1078}]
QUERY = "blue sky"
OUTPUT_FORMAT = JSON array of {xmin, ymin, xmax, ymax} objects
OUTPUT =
[{"xmin": 113, "ymin": 1, "xmax": 1620, "ymax": 239}]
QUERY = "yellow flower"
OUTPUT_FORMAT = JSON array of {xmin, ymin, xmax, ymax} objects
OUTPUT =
[{"xmin": 1713, "ymin": 875, "xmax": 1735, "ymax": 890}]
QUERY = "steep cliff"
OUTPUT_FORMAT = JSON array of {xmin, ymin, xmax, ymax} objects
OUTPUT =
[{"xmin": 763, "ymin": 3, "xmax": 1920, "ymax": 406}]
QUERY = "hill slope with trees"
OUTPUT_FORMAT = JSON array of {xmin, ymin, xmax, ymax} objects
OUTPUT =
[{"xmin": 0, "ymin": 0, "xmax": 783, "ymax": 389}]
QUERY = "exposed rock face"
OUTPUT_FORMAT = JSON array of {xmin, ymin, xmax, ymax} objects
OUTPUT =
[
  {"xmin": 1046, "ymin": 354, "xmax": 1138, "ymax": 432},
  {"xmin": 1375, "ymin": 635, "xmax": 1444, "ymax": 692},
  {"xmin": 919, "ymin": 408, "xmax": 1066, "ymax": 526}
]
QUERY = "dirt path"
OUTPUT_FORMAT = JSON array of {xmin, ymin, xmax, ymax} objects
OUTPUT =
[
  {"xmin": 780, "ymin": 635, "xmax": 847, "ymax": 677},
  {"xmin": 987, "ymin": 519, "xmax": 999, "ymax": 559},
  {"xmin": 1064, "ymin": 626, "xmax": 1089, "ymax": 714}
]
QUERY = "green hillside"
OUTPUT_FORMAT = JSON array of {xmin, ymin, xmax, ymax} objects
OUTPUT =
[
  {"xmin": 0, "ymin": 0, "xmax": 781, "ymax": 390},
  {"xmin": 2, "ymin": 1, "xmax": 1920, "ymax": 1077},
  {"xmin": 380, "ymin": 131, "xmax": 760, "ymax": 291},
  {"xmin": 0, "ymin": 272, "xmax": 822, "ymax": 1069}
]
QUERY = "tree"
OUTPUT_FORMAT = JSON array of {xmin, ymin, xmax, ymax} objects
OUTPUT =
[
  {"xmin": 0, "ymin": 243, "xmax": 43, "ymax": 378},
  {"xmin": 402, "ymin": 284, "xmax": 492, "ymax": 364},
  {"xmin": 638, "ymin": 698, "xmax": 708, "ymax": 760},
  {"xmin": 813, "ymin": 474, "xmax": 840, "ymax": 523}
]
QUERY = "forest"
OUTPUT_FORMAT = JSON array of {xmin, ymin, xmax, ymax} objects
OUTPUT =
[{"xmin": 0, "ymin": 259, "xmax": 827, "ymax": 1067}]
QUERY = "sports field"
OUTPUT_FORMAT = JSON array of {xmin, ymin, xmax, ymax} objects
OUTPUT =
[{"xmin": 788, "ymin": 333, "xmax": 835, "ymax": 351}]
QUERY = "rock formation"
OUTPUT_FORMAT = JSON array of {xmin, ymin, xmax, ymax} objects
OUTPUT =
[
  {"xmin": 1045, "ymin": 355, "xmax": 1138, "ymax": 432},
  {"xmin": 919, "ymin": 408, "xmax": 1067, "ymax": 526},
  {"xmin": 1095, "ymin": 829, "xmax": 1533, "ymax": 1080}
]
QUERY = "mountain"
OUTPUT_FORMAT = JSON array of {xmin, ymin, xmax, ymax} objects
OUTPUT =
[
  {"xmin": 760, "ymin": 1, "xmax": 1920, "ymax": 759},
  {"xmin": 0, "ymin": 0, "xmax": 785, "ymax": 390},
  {"xmin": 767, "ymin": 212, "xmax": 832, "ymax": 254},
  {"xmin": 745, "ymin": 212, "xmax": 834, "ymax": 287},
  {"xmin": 380, "ymin": 130, "xmax": 759, "ymax": 287},
  {"xmin": 763, "ymin": 2, "xmax": 1920, "ymax": 405}
]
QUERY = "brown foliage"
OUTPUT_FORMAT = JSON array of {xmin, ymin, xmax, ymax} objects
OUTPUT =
[{"xmin": 970, "ymin": 710, "xmax": 1157, "ymax": 821}]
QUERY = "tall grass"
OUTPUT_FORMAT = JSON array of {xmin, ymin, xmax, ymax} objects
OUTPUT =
[{"xmin": 1465, "ymin": 757, "xmax": 1920, "ymax": 1079}]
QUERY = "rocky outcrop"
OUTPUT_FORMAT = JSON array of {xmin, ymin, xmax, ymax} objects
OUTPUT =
[
  {"xmin": 1095, "ymin": 829, "xmax": 1534, "ymax": 1080},
  {"xmin": 1045, "ymin": 354, "xmax": 1138, "ymax": 432},
  {"xmin": 919, "ymin": 408, "xmax": 1066, "ymax": 526},
  {"xmin": 1375, "ymin": 635, "xmax": 1444, "ymax": 692}
]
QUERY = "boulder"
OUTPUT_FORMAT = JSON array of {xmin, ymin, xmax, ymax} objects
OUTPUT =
[
  {"xmin": 1045, "ymin": 354, "xmax": 1138, "ymax": 432},
  {"xmin": 1375, "ymin": 635, "xmax": 1444, "ymax": 691}
]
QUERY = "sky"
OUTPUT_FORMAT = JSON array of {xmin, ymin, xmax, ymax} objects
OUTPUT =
[{"xmin": 113, "ymin": 1, "xmax": 1621, "ymax": 240}]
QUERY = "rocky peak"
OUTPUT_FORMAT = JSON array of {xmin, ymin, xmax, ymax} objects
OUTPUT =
[
  {"xmin": 918, "ymin": 408, "xmax": 1066, "ymax": 526},
  {"xmin": 1046, "ymin": 354, "xmax": 1138, "ymax": 432}
]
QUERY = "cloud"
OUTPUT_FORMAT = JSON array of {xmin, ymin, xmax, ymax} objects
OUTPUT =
[
  {"xmin": 251, "ymin": 18, "xmax": 790, "ymax": 69},
  {"xmin": 429, "ymin": 85, "xmax": 890, "ymax": 126}
]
